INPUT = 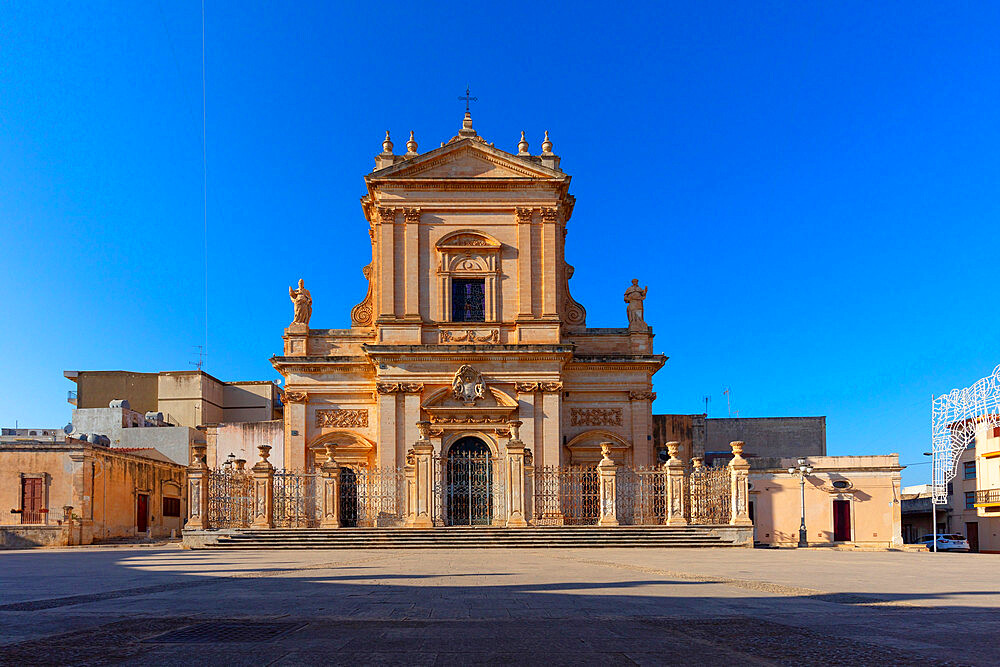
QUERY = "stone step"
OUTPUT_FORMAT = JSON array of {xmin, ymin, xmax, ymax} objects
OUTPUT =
[{"xmin": 198, "ymin": 525, "xmax": 742, "ymax": 549}]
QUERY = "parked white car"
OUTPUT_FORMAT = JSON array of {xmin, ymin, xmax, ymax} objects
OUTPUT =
[{"xmin": 917, "ymin": 534, "xmax": 971, "ymax": 552}]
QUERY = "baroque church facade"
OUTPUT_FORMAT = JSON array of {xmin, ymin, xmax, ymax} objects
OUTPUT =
[{"xmin": 272, "ymin": 112, "xmax": 665, "ymax": 477}]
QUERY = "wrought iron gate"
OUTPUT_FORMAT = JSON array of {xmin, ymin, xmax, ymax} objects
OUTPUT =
[
  {"xmin": 688, "ymin": 465, "xmax": 731, "ymax": 524},
  {"xmin": 617, "ymin": 467, "xmax": 668, "ymax": 525},
  {"xmin": 273, "ymin": 470, "xmax": 321, "ymax": 528},
  {"xmin": 340, "ymin": 467, "xmax": 360, "ymax": 527},
  {"xmin": 444, "ymin": 439, "xmax": 494, "ymax": 526},
  {"xmin": 207, "ymin": 469, "xmax": 252, "ymax": 528}
]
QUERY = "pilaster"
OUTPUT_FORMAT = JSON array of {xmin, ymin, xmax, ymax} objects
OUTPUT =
[
  {"xmin": 664, "ymin": 441, "xmax": 688, "ymax": 526},
  {"xmin": 185, "ymin": 444, "xmax": 210, "ymax": 530},
  {"xmin": 283, "ymin": 392, "xmax": 308, "ymax": 470},
  {"xmin": 597, "ymin": 442, "xmax": 619, "ymax": 526},
  {"xmin": 251, "ymin": 445, "xmax": 275, "ymax": 529},
  {"xmin": 505, "ymin": 421, "xmax": 528, "ymax": 527},
  {"xmin": 407, "ymin": 421, "xmax": 434, "ymax": 528},
  {"xmin": 320, "ymin": 445, "xmax": 341, "ymax": 528},
  {"xmin": 728, "ymin": 440, "xmax": 752, "ymax": 526}
]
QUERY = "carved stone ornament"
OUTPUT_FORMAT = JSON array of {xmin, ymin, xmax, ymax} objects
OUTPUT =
[
  {"xmin": 284, "ymin": 391, "xmax": 308, "ymax": 404},
  {"xmin": 377, "ymin": 206, "xmax": 395, "ymax": 224},
  {"xmin": 570, "ymin": 408, "xmax": 623, "ymax": 427},
  {"xmin": 540, "ymin": 207, "xmax": 558, "ymax": 223},
  {"xmin": 440, "ymin": 329, "xmax": 499, "ymax": 344},
  {"xmin": 315, "ymin": 409, "xmax": 369, "ymax": 429},
  {"xmin": 628, "ymin": 391, "xmax": 657, "ymax": 401},
  {"xmin": 403, "ymin": 207, "xmax": 421, "ymax": 223},
  {"xmin": 375, "ymin": 382, "xmax": 425, "ymax": 394},
  {"xmin": 524, "ymin": 448, "xmax": 533, "ymax": 466},
  {"xmin": 405, "ymin": 448, "xmax": 415, "ymax": 466},
  {"xmin": 514, "ymin": 381, "xmax": 563, "ymax": 393},
  {"xmin": 442, "ymin": 234, "xmax": 491, "ymax": 247},
  {"xmin": 351, "ymin": 263, "xmax": 374, "ymax": 327},
  {"xmin": 429, "ymin": 415, "xmax": 506, "ymax": 425},
  {"xmin": 515, "ymin": 207, "xmax": 534, "ymax": 223},
  {"xmin": 451, "ymin": 364, "xmax": 486, "ymax": 403}
]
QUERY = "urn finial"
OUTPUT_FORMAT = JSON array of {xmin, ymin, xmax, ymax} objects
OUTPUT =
[
  {"xmin": 405, "ymin": 130, "xmax": 418, "ymax": 156},
  {"xmin": 540, "ymin": 130, "xmax": 553, "ymax": 155},
  {"xmin": 382, "ymin": 130, "xmax": 393, "ymax": 154},
  {"xmin": 517, "ymin": 131, "xmax": 529, "ymax": 155}
]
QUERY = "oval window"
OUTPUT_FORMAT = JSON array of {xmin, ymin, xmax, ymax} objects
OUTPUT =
[{"xmin": 832, "ymin": 480, "xmax": 850, "ymax": 489}]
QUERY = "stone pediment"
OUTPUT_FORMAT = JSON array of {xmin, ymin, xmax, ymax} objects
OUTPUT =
[
  {"xmin": 368, "ymin": 140, "xmax": 566, "ymax": 181},
  {"xmin": 421, "ymin": 383, "xmax": 518, "ymax": 425}
]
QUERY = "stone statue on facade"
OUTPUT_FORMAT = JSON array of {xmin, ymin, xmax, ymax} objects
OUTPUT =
[
  {"xmin": 452, "ymin": 364, "xmax": 486, "ymax": 404},
  {"xmin": 289, "ymin": 279, "xmax": 312, "ymax": 327},
  {"xmin": 624, "ymin": 279, "xmax": 648, "ymax": 331}
]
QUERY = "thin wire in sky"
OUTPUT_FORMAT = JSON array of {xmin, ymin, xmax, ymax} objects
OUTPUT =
[{"xmin": 201, "ymin": 0, "xmax": 209, "ymax": 370}]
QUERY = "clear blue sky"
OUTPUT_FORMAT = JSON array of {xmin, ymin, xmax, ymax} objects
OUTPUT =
[{"xmin": 2, "ymin": 2, "xmax": 997, "ymax": 486}]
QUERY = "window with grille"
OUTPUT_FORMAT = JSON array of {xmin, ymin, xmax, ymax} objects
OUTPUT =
[
  {"xmin": 964, "ymin": 461, "xmax": 976, "ymax": 480},
  {"xmin": 163, "ymin": 497, "xmax": 181, "ymax": 517},
  {"xmin": 451, "ymin": 278, "xmax": 485, "ymax": 322}
]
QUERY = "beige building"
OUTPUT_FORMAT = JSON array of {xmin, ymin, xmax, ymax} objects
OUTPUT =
[
  {"xmin": 274, "ymin": 113, "xmax": 664, "ymax": 474},
  {"xmin": 749, "ymin": 455, "xmax": 903, "ymax": 548},
  {"xmin": 974, "ymin": 419, "xmax": 1000, "ymax": 546},
  {"xmin": 1, "ymin": 437, "xmax": 187, "ymax": 548},
  {"xmin": 65, "ymin": 370, "xmax": 283, "ymax": 428}
]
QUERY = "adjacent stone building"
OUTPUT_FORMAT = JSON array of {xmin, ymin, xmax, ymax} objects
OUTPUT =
[
  {"xmin": 750, "ymin": 455, "xmax": 903, "ymax": 548},
  {"xmin": 1, "ymin": 436, "xmax": 187, "ymax": 548}
]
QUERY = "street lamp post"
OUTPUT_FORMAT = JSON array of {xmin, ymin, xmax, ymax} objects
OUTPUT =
[
  {"xmin": 923, "ymin": 452, "xmax": 937, "ymax": 553},
  {"xmin": 788, "ymin": 457, "xmax": 813, "ymax": 548}
]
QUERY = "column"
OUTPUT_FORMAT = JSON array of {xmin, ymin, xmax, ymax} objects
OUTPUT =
[
  {"xmin": 407, "ymin": 421, "xmax": 434, "ymax": 528},
  {"xmin": 284, "ymin": 392, "xmax": 307, "ymax": 470},
  {"xmin": 377, "ymin": 207, "xmax": 395, "ymax": 320},
  {"xmin": 524, "ymin": 451, "xmax": 535, "ymax": 525},
  {"xmin": 540, "ymin": 209, "xmax": 558, "ymax": 317},
  {"xmin": 629, "ymin": 391, "xmax": 656, "ymax": 467},
  {"xmin": 515, "ymin": 208, "xmax": 533, "ymax": 319},
  {"xmin": 729, "ymin": 440, "xmax": 752, "ymax": 526},
  {"xmin": 506, "ymin": 421, "xmax": 528, "ymax": 527},
  {"xmin": 251, "ymin": 444, "xmax": 275, "ymax": 529},
  {"xmin": 597, "ymin": 442, "xmax": 619, "ymax": 526},
  {"xmin": 665, "ymin": 441, "xmax": 688, "ymax": 526},
  {"xmin": 320, "ymin": 445, "xmax": 341, "ymax": 528},
  {"xmin": 377, "ymin": 391, "xmax": 397, "ymax": 468},
  {"xmin": 185, "ymin": 444, "xmax": 210, "ymax": 530},
  {"xmin": 402, "ymin": 391, "xmax": 421, "ymax": 466},
  {"xmin": 542, "ymin": 391, "xmax": 562, "ymax": 467},
  {"xmin": 403, "ymin": 208, "xmax": 420, "ymax": 318}
]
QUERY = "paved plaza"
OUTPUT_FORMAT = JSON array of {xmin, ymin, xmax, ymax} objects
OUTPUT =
[{"xmin": 0, "ymin": 545, "xmax": 997, "ymax": 665}]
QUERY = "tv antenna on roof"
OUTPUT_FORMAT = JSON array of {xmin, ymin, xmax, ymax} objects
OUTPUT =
[
  {"xmin": 723, "ymin": 387, "xmax": 732, "ymax": 417},
  {"xmin": 191, "ymin": 345, "xmax": 207, "ymax": 371},
  {"xmin": 702, "ymin": 395, "xmax": 711, "ymax": 416}
]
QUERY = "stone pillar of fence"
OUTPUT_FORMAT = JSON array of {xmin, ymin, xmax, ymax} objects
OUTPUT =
[
  {"xmin": 728, "ymin": 440, "xmax": 752, "ymax": 526},
  {"xmin": 505, "ymin": 421, "xmax": 528, "ymax": 527},
  {"xmin": 404, "ymin": 448, "xmax": 416, "ymax": 524},
  {"xmin": 250, "ymin": 444, "xmax": 275, "ymax": 529},
  {"xmin": 524, "ymin": 448, "xmax": 535, "ymax": 526},
  {"xmin": 406, "ymin": 421, "xmax": 434, "ymax": 528},
  {"xmin": 597, "ymin": 442, "xmax": 619, "ymax": 527},
  {"xmin": 664, "ymin": 440, "xmax": 688, "ymax": 526},
  {"xmin": 184, "ymin": 444, "xmax": 210, "ymax": 530},
  {"xmin": 320, "ymin": 444, "xmax": 341, "ymax": 528}
]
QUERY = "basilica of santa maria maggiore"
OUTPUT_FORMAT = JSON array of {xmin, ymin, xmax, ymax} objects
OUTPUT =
[{"xmin": 183, "ymin": 112, "xmax": 754, "ymax": 540}]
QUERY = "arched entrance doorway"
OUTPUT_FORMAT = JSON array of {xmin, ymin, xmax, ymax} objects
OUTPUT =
[
  {"xmin": 339, "ymin": 467, "xmax": 359, "ymax": 527},
  {"xmin": 446, "ymin": 437, "xmax": 493, "ymax": 526}
]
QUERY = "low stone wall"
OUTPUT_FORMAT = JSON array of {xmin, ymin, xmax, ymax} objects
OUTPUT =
[{"xmin": 1, "ymin": 525, "xmax": 77, "ymax": 549}]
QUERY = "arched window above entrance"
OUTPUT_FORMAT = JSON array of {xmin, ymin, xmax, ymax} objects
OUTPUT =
[{"xmin": 435, "ymin": 231, "xmax": 501, "ymax": 323}]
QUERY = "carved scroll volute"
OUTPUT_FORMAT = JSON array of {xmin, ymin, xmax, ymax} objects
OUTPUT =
[{"xmin": 351, "ymin": 263, "xmax": 374, "ymax": 327}]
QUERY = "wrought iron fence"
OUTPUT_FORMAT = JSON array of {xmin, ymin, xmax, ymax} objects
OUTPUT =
[
  {"xmin": 688, "ymin": 465, "xmax": 731, "ymax": 524},
  {"xmin": 533, "ymin": 465, "xmax": 600, "ymax": 525},
  {"xmin": 617, "ymin": 466, "xmax": 669, "ymax": 525},
  {"xmin": 341, "ymin": 466, "xmax": 406, "ymax": 527},
  {"xmin": 273, "ymin": 469, "xmax": 321, "ymax": 528},
  {"xmin": 207, "ymin": 469, "xmax": 252, "ymax": 528},
  {"xmin": 431, "ymin": 454, "xmax": 507, "ymax": 526}
]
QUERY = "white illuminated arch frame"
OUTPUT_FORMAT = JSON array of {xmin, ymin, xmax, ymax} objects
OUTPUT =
[{"xmin": 931, "ymin": 365, "xmax": 1000, "ymax": 503}]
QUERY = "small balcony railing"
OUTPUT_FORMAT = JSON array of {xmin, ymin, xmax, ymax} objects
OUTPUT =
[{"xmin": 974, "ymin": 488, "xmax": 1000, "ymax": 507}]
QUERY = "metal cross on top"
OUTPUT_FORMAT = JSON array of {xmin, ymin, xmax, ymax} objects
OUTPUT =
[{"xmin": 459, "ymin": 86, "xmax": 477, "ymax": 113}]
